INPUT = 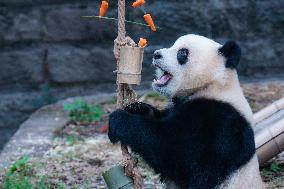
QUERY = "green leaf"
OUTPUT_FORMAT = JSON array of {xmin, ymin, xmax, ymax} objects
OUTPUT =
[
  {"xmin": 63, "ymin": 99, "xmax": 105, "ymax": 124},
  {"xmin": 270, "ymin": 162, "xmax": 281, "ymax": 173},
  {"xmin": 9, "ymin": 155, "xmax": 29, "ymax": 173},
  {"xmin": 66, "ymin": 135, "xmax": 76, "ymax": 146}
]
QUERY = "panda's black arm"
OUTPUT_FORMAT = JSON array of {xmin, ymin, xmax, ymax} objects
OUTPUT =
[
  {"xmin": 155, "ymin": 99, "xmax": 256, "ymax": 188},
  {"xmin": 123, "ymin": 102, "xmax": 167, "ymax": 119},
  {"xmin": 108, "ymin": 109, "xmax": 162, "ymax": 170}
]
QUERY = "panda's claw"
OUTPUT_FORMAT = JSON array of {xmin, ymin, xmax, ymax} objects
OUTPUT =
[{"xmin": 124, "ymin": 102, "xmax": 155, "ymax": 116}]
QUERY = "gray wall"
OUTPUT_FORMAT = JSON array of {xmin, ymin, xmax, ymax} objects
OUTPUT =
[{"xmin": 0, "ymin": 0, "xmax": 283, "ymax": 146}]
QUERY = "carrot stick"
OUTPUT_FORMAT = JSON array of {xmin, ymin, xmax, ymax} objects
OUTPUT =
[
  {"xmin": 100, "ymin": 1, "xmax": 108, "ymax": 17},
  {"xmin": 139, "ymin": 38, "xmax": 147, "ymax": 48},
  {"xmin": 143, "ymin": 14, "xmax": 156, "ymax": 32},
  {"xmin": 132, "ymin": 0, "xmax": 145, "ymax": 8}
]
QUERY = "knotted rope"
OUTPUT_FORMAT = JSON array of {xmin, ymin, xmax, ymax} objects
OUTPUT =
[{"xmin": 113, "ymin": 0, "xmax": 142, "ymax": 188}]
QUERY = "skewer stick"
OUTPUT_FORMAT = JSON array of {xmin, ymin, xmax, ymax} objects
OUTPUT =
[{"xmin": 81, "ymin": 15, "xmax": 162, "ymax": 30}]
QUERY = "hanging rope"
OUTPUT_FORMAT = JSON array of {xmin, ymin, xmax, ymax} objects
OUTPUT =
[{"xmin": 113, "ymin": 0, "xmax": 142, "ymax": 188}]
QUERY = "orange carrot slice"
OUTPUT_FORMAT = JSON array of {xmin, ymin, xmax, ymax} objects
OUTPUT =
[
  {"xmin": 99, "ymin": 124, "xmax": 109, "ymax": 133},
  {"xmin": 143, "ymin": 14, "xmax": 156, "ymax": 32},
  {"xmin": 139, "ymin": 38, "xmax": 147, "ymax": 48},
  {"xmin": 100, "ymin": 1, "xmax": 108, "ymax": 17},
  {"xmin": 132, "ymin": 0, "xmax": 145, "ymax": 8}
]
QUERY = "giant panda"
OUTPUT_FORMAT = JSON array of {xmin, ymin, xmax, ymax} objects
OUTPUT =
[{"xmin": 108, "ymin": 34, "xmax": 265, "ymax": 189}]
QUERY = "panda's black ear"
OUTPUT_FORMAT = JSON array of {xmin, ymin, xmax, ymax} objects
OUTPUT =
[{"xmin": 218, "ymin": 40, "xmax": 241, "ymax": 69}]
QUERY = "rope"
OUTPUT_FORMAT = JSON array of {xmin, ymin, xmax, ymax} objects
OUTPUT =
[{"xmin": 114, "ymin": 0, "xmax": 142, "ymax": 188}]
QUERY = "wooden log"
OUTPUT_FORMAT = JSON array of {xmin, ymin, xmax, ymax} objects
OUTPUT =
[{"xmin": 103, "ymin": 165, "xmax": 134, "ymax": 189}]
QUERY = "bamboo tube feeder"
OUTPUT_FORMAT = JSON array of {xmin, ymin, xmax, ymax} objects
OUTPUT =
[{"xmin": 117, "ymin": 45, "xmax": 144, "ymax": 85}]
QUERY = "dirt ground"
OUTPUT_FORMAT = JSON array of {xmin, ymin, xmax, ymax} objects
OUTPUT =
[{"xmin": 1, "ymin": 81, "xmax": 284, "ymax": 188}]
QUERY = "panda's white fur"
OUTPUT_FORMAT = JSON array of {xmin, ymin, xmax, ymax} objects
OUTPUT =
[{"xmin": 152, "ymin": 34, "xmax": 265, "ymax": 189}]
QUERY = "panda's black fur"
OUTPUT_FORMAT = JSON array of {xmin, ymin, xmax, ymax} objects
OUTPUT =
[
  {"xmin": 219, "ymin": 40, "xmax": 242, "ymax": 69},
  {"xmin": 108, "ymin": 98, "xmax": 255, "ymax": 189}
]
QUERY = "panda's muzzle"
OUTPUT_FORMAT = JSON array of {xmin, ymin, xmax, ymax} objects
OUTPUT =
[{"xmin": 153, "ymin": 63, "xmax": 173, "ymax": 87}]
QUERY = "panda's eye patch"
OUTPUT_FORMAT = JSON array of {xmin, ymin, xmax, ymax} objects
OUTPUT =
[{"xmin": 177, "ymin": 48, "xmax": 189, "ymax": 65}]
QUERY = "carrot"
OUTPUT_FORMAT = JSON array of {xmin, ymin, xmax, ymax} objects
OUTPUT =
[
  {"xmin": 99, "ymin": 124, "xmax": 109, "ymax": 133},
  {"xmin": 132, "ymin": 0, "xmax": 145, "ymax": 8},
  {"xmin": 139, "ymin": 38, "xmax": 147, "ymax": 48},
  {"xmin": 143, "ymin": 14, "xmax": 156, "ymax": 32},
  {"xmin": 99, "ymin": 1, "xmax": 108, "ymax": 17}
]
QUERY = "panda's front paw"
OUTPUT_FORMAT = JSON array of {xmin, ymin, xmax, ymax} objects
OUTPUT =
[
  {"xmin": 108, "ymin": 109, "xmax": 127, "ymax": 143},
  {"xmin": 124, "ymin": 102, "xmax": 155, "ymax": 116}
]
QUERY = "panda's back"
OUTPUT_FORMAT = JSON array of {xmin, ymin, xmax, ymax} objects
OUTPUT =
[{"xmin": 159, "ymin": 98, "xmax": 256, "ymax": 189}]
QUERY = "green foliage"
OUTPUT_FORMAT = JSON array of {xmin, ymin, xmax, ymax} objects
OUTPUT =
[
  {"xmin": 2, "ymin": 155, "xmax": 65, "ymax": 189},
  {"xmin": 9, "ymin": 155, "xmax": 30, "ymax": 174},
  {"xmin": 3, "ymin": 155, "xmax": 33, "ymax": 189},
  {"xmin": 270, "ymin": 161, "xmax": 282, "ymax": 173},
  {"xmin": 247, "ymin": 99, "xmax": 257, "ymax": 112},
  {"xmin": 65, "ymin": 135, "xmax": 76, "ymax": 146},
  {"xmin": 144, "ymin": 92, "xmax": 163, "ymax": 98},
  {"xmin": 143, "ymin": 92, "xmax": 167, "ymax": 101},
  {"xmin": 63, "ymin": 99, "xmax": 105, "ymax": 123},
  {"xmin": 261, "ymin": 160, "xmax": 283, "ymax": 182}
]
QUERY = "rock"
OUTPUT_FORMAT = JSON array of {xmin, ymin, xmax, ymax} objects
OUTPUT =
[
  {"xmin": 0, "ymin": 8, "xmax": 42, "ymax": 43},
  {"xmin": 0, "ymin": 93, "xmax": 119, "ymax": 169},
  {"xmin": 0, "ymin": 47, "xmax": 43, "ymax": 88},
  {"xmin": 0, "ymin": 104, "xmax": 69, "ymax": 169},
  {"xmin": 240, "ymin": 38, "xmax": 284, "ymax": 74},
  {"xmin": 44, "ymin": 4, "xmax": 117, "ymax": 42},
  {"xmin": 48, "ymin": 45, "xmax": 116, "ymax": 83},
  {"xmin": 0, "ymin": 83, "xmax": 118, "ymax": 128},
  {"xmin": 0, "ymin": 44, "xmax": 118, "ymax": 88}
]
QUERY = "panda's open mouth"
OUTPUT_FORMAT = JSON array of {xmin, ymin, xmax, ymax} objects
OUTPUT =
[{"xmin": 153, "ymin": 66, "xmax": 173, "ymax": 87}]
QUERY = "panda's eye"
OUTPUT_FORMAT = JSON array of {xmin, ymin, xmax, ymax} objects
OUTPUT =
[{"xmin": 177, "ymin": 48, "xmax": 189, "ymax": 65}]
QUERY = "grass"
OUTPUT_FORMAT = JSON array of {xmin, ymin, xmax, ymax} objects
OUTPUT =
[
  {"xmin": 142, "ymin": 92, "xmax": 167, "ymax": 101},
  {"xmin": 63, "ymin": 99, "xmax": 105, "ymax": 124},
  {"xmin": 261, "ymin": 160, "xmax": 284, "ymax": 188},
  {"xmin": 65, "ymin": 135, "xmax": 77, "ymax": 146},
  {"xmin": 1, "ymin": 155, "xmax": 66, "ymax": 189},
  {"xmin": 247, "ymin": 99, "xmax": 257, "ymax": 112}
]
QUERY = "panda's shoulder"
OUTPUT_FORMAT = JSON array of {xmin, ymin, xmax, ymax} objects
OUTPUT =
[
  {"xmin": 176, "ymin": 97, "xmax": 234, "ymax": 110},
  {"xmin": 176, "ymin": 97, "xmax": 248, "ymax": 123}
]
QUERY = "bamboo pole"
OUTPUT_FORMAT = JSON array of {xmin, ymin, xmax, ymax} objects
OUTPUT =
[
  {"xmin": 254, "ymin": 97, "xmax": 284, "ymax": 124},
  {"xmin": 254, "ymin": 98, "xmax": 284, "ymax": 165}
]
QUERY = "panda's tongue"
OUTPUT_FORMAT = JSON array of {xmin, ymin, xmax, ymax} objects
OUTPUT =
[{"xmin": 154, "ymin": 74, "xmax": 172, "ymax": 86}]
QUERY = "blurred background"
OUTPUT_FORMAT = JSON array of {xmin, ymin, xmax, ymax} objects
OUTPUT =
[{"xmin": 0, "ymin": 0, "xmax": 283, "ymax": 150}]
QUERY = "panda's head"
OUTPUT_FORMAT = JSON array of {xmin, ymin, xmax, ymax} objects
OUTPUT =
[{"xmin": 152, "ymin": 34, "xmax": 241, "ymax": 97}]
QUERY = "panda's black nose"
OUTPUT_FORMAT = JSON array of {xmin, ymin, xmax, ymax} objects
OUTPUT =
[{"xmin": 153, "ymin": 51, "xmax": 163, "ymax": 60}]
